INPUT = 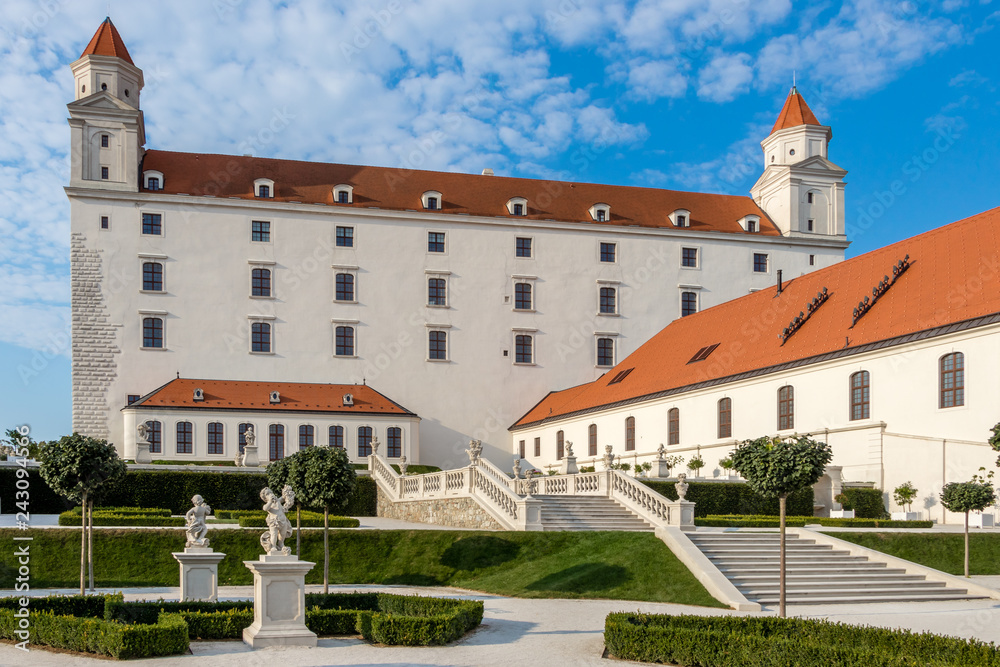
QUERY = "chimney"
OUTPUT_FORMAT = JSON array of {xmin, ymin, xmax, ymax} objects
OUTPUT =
[
  {"xmin": 481, "ymin": 168, "xmax": 494, "ymax": 176},
  {"xmin": 776, "ymin": 270, "xmax": 783, "ymax": 295}
]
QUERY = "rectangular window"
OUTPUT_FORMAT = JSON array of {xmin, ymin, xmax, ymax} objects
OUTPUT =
[
  {"xmin": 100, "ymin": 216, "xmax": 109, "ymax": 230},
  {"xmin": 753, "ymin": 253, "xmax": 769, "ymax": 273},
  {"xmin": 127, "ymin": 394, "xmax": 140, "ymax": 405},
  {"xmin": 597, "ymin": 337, "xmax": 615, "ymax": 367},
  {"xmin": 534, "ymin": 437, "xmax": 540, "ymax": 457},
  {"xmin": 101, "ymin": 166, "xmax": 109, "ymax": 180},
  {"xmin": 681, "ymin": 247, "xmax": 698, "ymax": 268},
  {"xmin": 516, "ymin": 237, "xmax": 532, "ymax": 258},
  {"xmin": 251, "ymin": 322, "xmax": 271, "ymax": 353},
  {"xmin": 599, "ymin": 287, "xmax": 616, "ymax": 314},
  {"xmin": 329, "ymin": 425, "xmax": 344, "ymax": 448},
  {"xmin": 778, "ymin": 386, "xmax": 794, "ymax": 430},
  {"xmin": 556, "ymin": 431, "xmax": 564, "ymax": 460},
  {"xmin": 141, "ymin": 213, "xmax": 162, "ymax": 235},
  {"xmin": 147, "ymin": 178, "xmax": 160, "ymax": 191},
  {"xmin": 809, "ymin": 255, "xmax": 815, "ymax": 266},
  {"xmin": 518, "ymin": 440, "xmax": 525, "ymax": 459},
  {"xmin": 428, "ymin": 278, "xmax": 447, "ymax": 306},
  {"xmin": 335, "ymin": 273, "xmax": 355, "ymax": 301},
  {"xmin": 176, "ymin": 421, "xmax": 193, "ymax": 455},
  {"xmin": 428, "ymin": 330, "xmax": 448, "ymax": 360},
  {"xmin": 681, "ymin": 291, "xmax": 698, "ymax": 317},
  {"xmin": 428, "ymin": 232, "xmax": 446, "ymax": 253},
  {"xmin": 146, "ymin": 420, "xmax": 161, "ymax": 454},
  {"xmin": 426, "ymin": 197, "xmax": 438, "ymax": 210},
  {"xmin": 387, "ymin": 427, "xmax": 402, "ymax": 457},
  {"xmin": 269, "ymin": 424, "xmax": 284, "ymax": 460},
  {"xmin": 514, "ymin": 283, "xmax": 532, "ymax": 310},
  {"xmin": 101, "ymin": 134, "xmax": 109, "ymax": 148},
  {"xmin": 600, "ymin": 242, "xmax": 616, "ymax": 263},
  {"xmin": 142, "ymin": 262, "xmax": 163, "ymax": 291},
  {"xmin": 251, "ymin": 268, "xmax": 272, "ymax": 297},
  {"xmin": 850, "ymin": 371, "xmax": 870, "ymax": 420},
  {"xmin": 588, "ymin": 424, "xmax": 597, "ymax": 457},
  {"xmin": 299, "ymin": 424, "xmax": 314, "ymax": 449},
  {"xmin": 940, "ymin": 353, "xmax": 965, "ymax": 408},
  {"xmin": 357, "ymin": 426, "xmax": 373, "ymax": 457},
  {"xmin": 258, "ymin": 185, "xmax": 270, "ymax": 198},
  {"xmin": 807, "ymin": 192, "xmax": 814, "ymax": 204},
  {"xmin": 515, "ymin": 334, "xmax": 533, "ymax": 364},
  {"xmin": 513, "ymin": 203, "xmax": 524, "ymax": 216},
  {"xmin": 807, "ymin": 219, "xmax": 814, "ymax": 232},
  {"xmin": 251, "ymin": 220, "xmax": 270, "ymax": 242},
  {"xmin": 207, "ymin": 422, "xmax": 224, "ymax": 455},
  {"xmin": 668, "ymin": 408, "xmax": 679, "ymax": 446},
  {"xmin": 336, "ymin": 226, "xmax": 354, "ymax": 247},
  {"xmin": 335, "ymin": 325, "xmax": 355, "ymax": 356},
  {"xmin": 625, "ymin": 416, "xmax": 635, "ymax": 451},
  {"xmin": 142, "ymin": 317, "xmax": 163, "ymax": 349},
  {"xmin": 718, "ymin": 398, "xmax": 732, "ymax": 439}
]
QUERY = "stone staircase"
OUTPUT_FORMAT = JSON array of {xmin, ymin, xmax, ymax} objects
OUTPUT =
[
  {"xmin": 534, "ymin": 495, "xmax": 654, "ymax": 532},
  {"xmin": 688, "ymin": 531, "xmax": 986, "ymax": 605}
]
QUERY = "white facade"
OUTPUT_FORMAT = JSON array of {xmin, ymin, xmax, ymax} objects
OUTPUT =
[
  {"xmin": 67, "ymin": 21, "xmax": 850, "ymax": 469},
  {"xmin": 511, "ymin": 322, "xmax": 1000, "ymax": 524}
]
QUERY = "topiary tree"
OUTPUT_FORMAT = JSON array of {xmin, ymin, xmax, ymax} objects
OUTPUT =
[
  {"xmin": 288, "ymin": 446, "xmax": 356, "ymax": 593},
  {"xmin": 893, "ymin": 481, "xmax": 918, "ymax": 514},
  {"xmin": 940, "ymin": 469, "xmax": 996, "ymax": 577},
  {"xmin": 38, "ymin": 434, "xmax": 127, "ymax": 595},
  {"xmin": 686, "ymin": 454, "xmax": 705, "ymax": 477},
  {"xmin": 730, "ymin": 435, "xmax": 832, "ymax": 617}
]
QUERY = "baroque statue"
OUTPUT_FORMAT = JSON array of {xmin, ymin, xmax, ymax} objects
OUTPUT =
[
  {"xmin": 184, "ymin": 495, "xmax": 212, "ymax": 548},
  {"xmin": 656, "ymin": 443, "xmax": 666, "ymax": 460},
  {"xmin": 136, "ymin": 422, "xmax": 150, "ymax": 444},
  {"xmin": 259, "ymin": 485, "xmax": 295, "ymax": 556},
  {"xmin": 467, "ymin": 439, "xmax": 483, "ymax": 465},
  {"xmin": 513, "ymin": 457, "xmax": 522, "ymax": 479},
  {"xmin": 565, "ymin": 441, "xmax": 574, "ymax": 458},
  {"xmin": 675, "ymin": 473, "xmax": 689, "ymax": 501},
  {"xmin": 603, "ymin": 444, "xmax": 614, "ymax": 470}
]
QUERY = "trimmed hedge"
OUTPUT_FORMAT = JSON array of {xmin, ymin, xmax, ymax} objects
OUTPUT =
[
  {"xmin": 0, "ymin": 605, "xmax": 189, "ymax": 659},
  {"xmin": 58, "ymin": 511, "xmax": 186, "ymax": 527},
  {"xmin": 68, "ymin": 506, "xmax": 173, "ymax": 516},
  {"xmin": 237, "ymin": 514, "xmax": 359, "ymax": 528},
  {"xmin": 642, "ymin": 480, "xmax": 814, "ymax": 517},
  {"xmin": 604, "ymin": 613, "xmax": 1000, "ymax": 667},
  {"xmin": 0, "ymin": 593, "xmax": 108, "ymax": 617},
  {"xmin": 695, "ymin": 514, "xmax": 934, "ymax": 528},
  {"xmin": 0, "ymin": 468, "xmax": 378, "ymax": 516},
  {"xmin": 842, "ymin": 487, "xmax": 889, "ymax": 519}
]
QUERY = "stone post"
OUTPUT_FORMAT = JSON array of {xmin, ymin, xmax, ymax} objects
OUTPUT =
[
  {"xmin": 242, "ymin": 555, "xmax": 317, "ymax": 648},
  {"xmin": 516, "ymin": 497, "xmax": 543, "ymax": 531},
  {"xmin": 135, "ymin": 441, "xmax": 152, "ymax": 464},
  {"xmin": 558, "ymin": 455, "xmax": 579, "ymax": 475},
  {"xmin": 172, "ymin": 548, "xmax": 225, "ymax": 601},
  {"xmin": 650, "ymin": 458, "xmax": 671, "ymax": 478},
  {"xmin": 242, "ymin": 444, "xmax": 260, "ymax": 467}
]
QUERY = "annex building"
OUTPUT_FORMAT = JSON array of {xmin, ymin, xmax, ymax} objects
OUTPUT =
[
  {"xmin": 511, "ymin": 206, "xmax": 1000, "ymax": 523},
  {"xmin": 68, "ymin": 19, "xmax": 849, "ymax": 467}
]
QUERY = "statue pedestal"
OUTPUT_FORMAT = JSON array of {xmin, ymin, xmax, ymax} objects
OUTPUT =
[
  {"xmin": 135, "ymin": 442, "xmax": 152, "ymax": 464},
  {"xmin": 242, "ymin": 445, "xmax": 260, "ymax": 467},
  {"xmin": 171, "ymin": 548, "xmax": 225, "ymax": 601},
  {"xmin": 667, "ymin": 500, "xmax": 696, "ymax": 531},
  {"xmin": 651, "ymin": 459, "xmax": 672, "ymax": 478},
  {"xmin": 242, "ymin": 554, "xmax": 317, "ymax": 648},
  {"xmin": 559, "ymin": 455, "xmax": 579, "ymax": 475}
]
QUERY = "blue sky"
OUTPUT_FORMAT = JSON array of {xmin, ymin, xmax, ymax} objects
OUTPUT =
[{"xmin": 0, "ymin": 0, "xmax": 997, "ymax": 443}]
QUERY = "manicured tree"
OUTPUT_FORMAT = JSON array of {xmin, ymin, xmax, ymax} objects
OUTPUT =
[
  {"xmin": 267, "ymin": 456, "xmax": 304, "ymax": 554},
  {"xmin": 989, "ymin": 422, "xmax": 1000, "ymax": 466},
  {"xmin": 939, "ymin": 470, "xmax": 996, "ymax": 577},
  {"xmin": 292, "ymin": 446, "xmax": 357, "ymax": 593},
  {"xmin": 38, "ymin": 434, "xmax": 126, "ymax": 595},
  {"xmin": 730, "ymin": 435, "xmax": 832, "ymax": 617},
  {"xmin": 893, "ymin": 481, "xmax": 918, "ymax": 514}
]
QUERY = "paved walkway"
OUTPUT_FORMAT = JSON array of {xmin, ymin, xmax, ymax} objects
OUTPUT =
[
  {"xmin": 4, "ymin": 582, "xmax": 1000, "ymax": 666},
  {"xmin": 0, "ymin": 515, "xmax": 478, "ymax": 531}
]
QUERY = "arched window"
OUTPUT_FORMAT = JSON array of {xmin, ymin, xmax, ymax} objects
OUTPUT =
[
  {"xmin": 357, "ymin": 426, "xmax": 373, "ymax": 457},
  {"xmin": 142, "ymin": 262, "xmax": 163, "ymax": 291},
  {"xmin": 251, "ymin": 322, "xmax": 271, "ymax": 353},
  {"xmin": 335, "ymin": 273, "xmax": 355, "ymax": 301},
  {"xmin": 718, "ymin": 398, "xmax": 732, "ymax": 439},
  {"xmin": 329, "ymin": 425, "xmax": 344, "ymax": 448},
  {"xmin": 668, "ymin": 408, "xmax": 680, "ymax": 446},
  {"xmin": 778, "ymin": 386, "xmax": 794, "ymax": 430},
  {"xmin": 142, "ymin": 317, "xmax": 163, "ymax": 348},
  {"xmin": 556, "ymin": 430, "xmax": 564, "ymax": 460},
  {"xmin": 269, "ymin": 424, "xmax": 285, "ymax": 460},
  {"xmin": 145, "ymin": 420, "xmax": 161, "ymax": 454},
  {"xmin": 625, "ymin": 416, "xmax": 635, "ymax": 451},
  {"xmin": 251, "ymin": 268, "xmax": 271, "ymax": 297},
  {"xmin": 850, "ymin": 371, "xmax": 870, "ymax": 420},
  {"xmin": 207, "ymin": 422, "xmax": 224, "ymax": 455},
  {"xmin": 940, "ymin": 353, "xmax": 965, "ymax": 408},
  {"xmin": 299, "ymin": 424, "xmax": 314, "ymax": 449},
  {"xmin": 387, "ymin": 427, "xmax": 402, "ymax": 457},
  {"xmin": 588, "ymin": 424, "xmax": 597, "ymax": 456},
  {"xmin": 238, "ymin": 423, "xmax": 253, "ymax": 454},
  {"xmin": 514, "ymin": 283, "xmax": 532, "ymax": 310},
  {"xmin": 176, "ymin": 421, "xmax": 193, "ymax": 454}
]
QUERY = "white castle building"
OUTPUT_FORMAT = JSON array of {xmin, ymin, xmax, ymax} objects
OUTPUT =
[{"xmin": 68, "ymin": 19, "xmax": 849, "ymax": 467}]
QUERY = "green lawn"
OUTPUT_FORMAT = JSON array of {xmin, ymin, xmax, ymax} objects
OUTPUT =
[
  {"xmin": 833, "ymin": 532, "xmax": 1000, "ymax": 576},
  {"xmin": 0, "ymin": 529, "xmax": 723, "ymax": 607}
]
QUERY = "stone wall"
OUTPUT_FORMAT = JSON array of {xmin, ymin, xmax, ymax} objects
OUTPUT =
[
  {"xmin": 71, "ymin": 232, "xmax": 119, "ymax": 440},
  {"xmin": 376, "ymin": 487, "xmax": 504, "ymax": 531}
]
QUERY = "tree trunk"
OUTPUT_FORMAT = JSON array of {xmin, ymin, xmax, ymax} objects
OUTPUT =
[
  {"xmin": 779, "ymin": 493, "xmax": 787, "ymax": 618},
  {"xmin": 965, "ymin": 510, "xmax": 970, "ymax": 578},
  {"xmin": 296, "ymin": 504, "xmax": 301, "ymax": 555},
  {"xmin": 80, "ymin": 490, "xmax": 87, "ymax": 596},
  {"xmin": 88, "ymin": 498, "xmax": 94, "ymax": 590},
  {"xmin": 324, "ymin": 507, "xmax": 330, "ymax": 595}
]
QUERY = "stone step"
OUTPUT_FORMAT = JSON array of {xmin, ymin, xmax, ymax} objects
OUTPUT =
[
  {"xmin": 737, "ymin": 580, "xmax": 949, "ymax": 594},
  {"xmin": 696, "ymin": 545, "xmax": 834, "ymax": 555},
  {"xmin": 716, "ymin": 564, "xmax": 891, "ymax": 574},
  {"xmin": 729, "ymin": 570, "xmax": 911, "ymax": 582},
  {"xmin": 752, "ymin": 592, "xmax": 984, "ymax": 605},
  {"xmin": 708, "ymin": 556, "xmax": 868, "ymax": 566}
]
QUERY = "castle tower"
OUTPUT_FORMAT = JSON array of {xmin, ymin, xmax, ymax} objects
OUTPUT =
[
  {"xmin": 67, "ymin": 18, "xmax": 145, "ymax": 191},
  {"xmin": 751, "ymin": 87, "xmax": 846, "ymax": 238}
]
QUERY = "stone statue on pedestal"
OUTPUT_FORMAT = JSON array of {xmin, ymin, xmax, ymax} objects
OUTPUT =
[
  {"xmin": 371, "ymin": 436, "xmax": 381, "ymax": 456},
  {"xmin": 675, "ymin": 473, "xmax": 689, "ymax": 501},
  {"xmin": 399, "ymin": 455, "xmax": 408, "ymax": 475},
  {"xmin": 259, "ymin": 485, "xmax": 295, "ymax": 556},
  {"xmin": 565, "ymin": 441, "xmax": 574, "ymax": 458},
  {"xmin": 245, "ymin": 425, "xmax": 256, "ymax": 449},
  {"xmin": 513, "ymin": 457, "xmax": 522, "ymax": 479},
  {"xmin": 137, "ymin": 422, "xmax": 150, "ymax": 443},
  {"xmin": 602, "ymin": 444, "xmax": 614, "ymax": 470},
  {"xmin": 656, "ymin": 443, "xmax": 666, "ymax": 460},
  {"xmin": 467, "ymin": 439, "xmax": 483, "ymax": 465},
  {"xmin": 185, "ymin": 495, "xmax": 212, "ymax": 548},
  {"xmin": 135, "ymin": 422, "xmax": 152, "ymax": 464}
]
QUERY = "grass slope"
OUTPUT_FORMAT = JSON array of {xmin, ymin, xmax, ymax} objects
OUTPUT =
[
  {"xmin": 0, "ymin": 529, "xmax": 723, "ymax": 607},
  {"xmin": 833, "ymin": 532, "xmax": 1000, "ymax": 576}
]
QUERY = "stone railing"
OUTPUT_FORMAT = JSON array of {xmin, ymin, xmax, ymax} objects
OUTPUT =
[{"xmin": 369, "ymin": 452, "xmax": 541, "ymax": 531}]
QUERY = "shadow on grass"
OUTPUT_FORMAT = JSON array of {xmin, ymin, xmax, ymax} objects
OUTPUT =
[
  {"xmin": 440, "ymin": 535, "xmax": 521, "ymax": 570},
  {"xmin": 525, "ymin": 563, "xmax": 629, "ymax": 593},
  {"xmin": 380, "ymin": 573, "xmax": 445, "ymax": 586}
]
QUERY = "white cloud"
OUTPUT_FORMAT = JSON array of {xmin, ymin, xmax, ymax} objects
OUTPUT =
[
  {"xmin": 697, "ymin": 51, "xmax": 753, "ymax": 102},
  {"xmin": 624, "ymin": 59, "xmax": 688, "ymax": 101}
]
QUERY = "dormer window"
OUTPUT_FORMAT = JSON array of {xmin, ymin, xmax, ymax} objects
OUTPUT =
[
  {"xmin": 269, "ymin": 390, "xmax": 280, "ymax": 404},
  {"xmin": 143, "ymin": 171, "xmax": 164, "ymax": 191},
  {"xmin": 193, "ymin": 388, "xmax": 204, "ymax": 402},
  {"xmin": 343, "ymin": 393, "xmax": 354, "ymax": 407},
  {"xmin": 589, "ymin": 203, "xmax": 611, "ymax": 223},
  {"xmin": 333, "ymin": 184, "xmax": 354, "ymax": 204},
  {"xmin": 254, "ymin": 178, "xmax": 275, "ymax": 199},
  {"xmin": 738, "ymin": 215, "xmax": 761, "ymax": 233},
  {"xmin": 421, "ymin": 191, "xmax": 442, "ymax": 210},
  {"xmin": 506, "ymin": 197, "xmax": 528, "ymax": 216},
  {"xmin": 669, "ymin": 209, "xmax": 691, "ymax": 228}
]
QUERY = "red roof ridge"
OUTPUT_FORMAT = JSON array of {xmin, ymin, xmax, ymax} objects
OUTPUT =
[
  {"xmin": 80, "ymin": 17, "xmax": 134, "ymax": 65},
  {"xmin": 771, "ymin": 86, "xmax": 821, "ymax": 134}
]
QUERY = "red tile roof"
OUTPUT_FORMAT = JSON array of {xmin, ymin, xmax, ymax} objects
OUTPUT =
[
  {"xmin": 127, "ymin": 379, "xmax": 416, "ymax": 416},
  {"xmin": 140, "ymin": 150, "xmax": 782, "ymax": 236},
  {"xmin": 80, "ymin": 18, "xmax": 134, "ymax": 65},
  {"xmin": 513, "ymin": 206, "xmax": 1000, "ymax": 428},
  {"xmin": 771, "ymin": 87, "xmax": 822, "ymax": 133}
]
